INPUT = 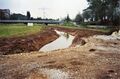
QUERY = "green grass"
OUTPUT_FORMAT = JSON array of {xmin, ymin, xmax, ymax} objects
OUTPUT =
[
  {"xmin": 62, "ymin": 21, "xmax": 76, "ymax": 27},
  {"xmin": 0, "ymin": 24, "xmax": 45, "ymax": 37}
]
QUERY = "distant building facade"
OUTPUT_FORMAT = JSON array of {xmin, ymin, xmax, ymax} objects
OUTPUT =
[
  {"xmin": 0, "ymin": 9, "xmax": 10, "ymax": 20},
  {"xmin": 10, "ymin": 13, "xmax": 27, "ymax": 20}
]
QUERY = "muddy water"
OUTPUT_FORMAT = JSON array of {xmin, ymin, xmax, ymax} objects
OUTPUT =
[{"xmin": 39, "ymin": 30, "xmax": 75, "ymax": 52}]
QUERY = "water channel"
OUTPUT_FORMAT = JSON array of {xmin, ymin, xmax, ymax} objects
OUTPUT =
[{"xmin": 39, "ymin": 30, "xmax": 75, "ymax": 52}]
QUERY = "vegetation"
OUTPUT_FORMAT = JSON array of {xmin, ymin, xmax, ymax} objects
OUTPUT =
[
  {"xmin": 74, "ymin": 13, "xmax": 83, "ymax": 25},
  {"xmin": 62, "ymin": 21, "xmax": 75, "ymax": 27},
  {"xmin": 62, "ymin": 14, "xmax": 76, "ymax": 27},
  {"xmin": 83, "ymin": 0, "xmax": 120, "ymax": 27},
  {"xmin": 0, "ymin": 24, "xmax": 45, "ymax": 37},
  {"xmin": 27, "ymin": 11, "xmax": 31, "ymax": 20},
  {"xmin": 10, "ymin": 13, "xmax": 27, "ymax": 20},
  {"xmin": 64, "ymin": 14, "xmax": 71, "ymax": 23}
]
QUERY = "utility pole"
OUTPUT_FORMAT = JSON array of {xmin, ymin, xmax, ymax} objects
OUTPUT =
[{"xmin": 39, "ymin": 7, "xmax": 48, "ymax": 19}]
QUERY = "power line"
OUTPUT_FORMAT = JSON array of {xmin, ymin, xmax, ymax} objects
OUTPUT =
[{"xmin": 39, "ymin": 7, "xmax": 49, "ymax": 19}]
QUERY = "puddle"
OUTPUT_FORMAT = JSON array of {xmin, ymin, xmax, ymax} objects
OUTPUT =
[
  {"xmin": 40, "ymin": 68, "xmax": 69, "ymax": 79},
  {"xmin": 39, "ymin": 30, "xmax": 75, "ymax": 52}
]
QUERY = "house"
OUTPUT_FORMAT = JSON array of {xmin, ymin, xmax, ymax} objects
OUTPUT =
[{"xmin": 0, "ymin": 9, "xmax": 10, "ymax": 20}]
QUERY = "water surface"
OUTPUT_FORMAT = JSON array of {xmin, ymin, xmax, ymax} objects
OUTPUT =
[{"xmin": 39, "ymin": 30, "xmax": 75, "ymax": 52}]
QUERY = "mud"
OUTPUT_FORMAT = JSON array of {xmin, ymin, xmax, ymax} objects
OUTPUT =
[
  {"xmin": 0, "ymin": 26, "xmax": 110, "ymax": 55},
  {"xmin": 51, "ymin": 27, "xmax": 110, "ymax": 47},
  {"xmin": 0, "ymin": 28, "xmax": 59, "ymax": 55}
]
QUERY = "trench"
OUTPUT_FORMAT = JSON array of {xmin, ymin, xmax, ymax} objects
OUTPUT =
[{"xmin": 39, "ymin": 30, "xmax": 75, "ymax": 52}]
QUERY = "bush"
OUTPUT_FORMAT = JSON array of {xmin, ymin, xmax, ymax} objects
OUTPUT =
[
  {"xmin": 63, "ymin": 21, "xmax": 75, "ymax": 27},
  {"xmin": 80, "ymin": 22, "xmax": 88, "ymax": 28}
]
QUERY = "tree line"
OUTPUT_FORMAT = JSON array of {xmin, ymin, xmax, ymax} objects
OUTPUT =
[
  {"xmin": 73, "ymin": 0, "xmax": 120, "ymax": 27},
  {"xmin": 10, "ymin": 11, "xmax": 32, "ymax": 20}
]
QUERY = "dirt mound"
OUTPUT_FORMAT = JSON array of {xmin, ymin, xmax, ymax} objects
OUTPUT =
[{"xmin": 51, "ymin": 27, "xmax": 110, "ymax": 46}]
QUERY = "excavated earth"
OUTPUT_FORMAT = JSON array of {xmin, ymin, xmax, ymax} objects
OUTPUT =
[
  {"xmin": 0, "ymin": 28, "xmax": 59, "ymax": 55},
  {"xmin": 0, "ymin": 27, "xmax": 119, "ymax": 79},
  {"xmin": 0, "ymin": 27, "xmax": 109, "ymax": 55}
]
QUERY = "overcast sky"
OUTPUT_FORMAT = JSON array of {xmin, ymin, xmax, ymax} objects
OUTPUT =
[{"xmin": 0, "ymin": 0, "xmax": 88, "ymax": 19}]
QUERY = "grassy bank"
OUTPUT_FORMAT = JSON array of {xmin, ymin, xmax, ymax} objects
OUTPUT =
[{"xmin": 0, "ymin": 24, "xmax": 45, "ymax": 37}]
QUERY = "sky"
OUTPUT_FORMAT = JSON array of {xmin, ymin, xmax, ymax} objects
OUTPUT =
[{"xmin": 0, "ymin": 0, "xmax": 88, "ymax": 19}]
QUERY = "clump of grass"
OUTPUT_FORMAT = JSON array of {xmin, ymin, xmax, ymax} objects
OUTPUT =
[
  {"xmin": 63, "ymin": 21, "xmax": 75, "ymax": 27},
  {"xmin": 80, "ymin": 22, "xmax": 88, "ymax": 28}
]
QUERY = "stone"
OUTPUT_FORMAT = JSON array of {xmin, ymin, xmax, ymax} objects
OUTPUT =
[
  {"xmin": 118, "ymin": 30, "xmax": 120, "ymax": 36},
  {"xmin": 111, "ymin": 31, "xmax": 118, "ymax": 36}
]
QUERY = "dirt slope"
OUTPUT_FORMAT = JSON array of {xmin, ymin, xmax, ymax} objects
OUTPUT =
[
  {"xmin": 0, "ymin": 28, "xmax": 59, "ymax": 55},
  {"xmin": 0, "ymin": 27, "xmax": 108, "ymax": 55}
]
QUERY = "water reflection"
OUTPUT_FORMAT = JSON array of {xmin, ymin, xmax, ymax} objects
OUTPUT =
[
  {"xmin": 39, "ymin": 30, "xmax": 75, "ymax": 52},
  {"xmin": 64, "ymin": 33, "xmax": 69, "ymax": 39}
]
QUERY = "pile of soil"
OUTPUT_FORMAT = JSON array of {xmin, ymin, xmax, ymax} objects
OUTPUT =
[
  {"xmin": 51, "ymin": 27, "xmax": 111, "ymax": 46},
  {"xmin": 0, "ymin": 28, "xmax": 59, "ymax": 55}
]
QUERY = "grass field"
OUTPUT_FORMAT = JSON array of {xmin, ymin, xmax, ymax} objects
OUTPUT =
[
  {"xmin": 0, "ymin": 24, "xmax": 45, "ymax": 37},
  {"xmin": 0, "ymin": 23, "xmax": 111, "ymax": 38}
]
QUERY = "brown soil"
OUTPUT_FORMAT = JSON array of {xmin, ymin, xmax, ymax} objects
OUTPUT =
[
  {"xmin": 0, "ymin": 27, "xmax": 110, "ymax": 55},
  {"xmin": 50, "ymin": 27, "xmax": 111, "ymax": 46},
  {"xmin": 0, "ymin": 35, "xmax": 119, "ymax": 79},
  {"xmin": 0, "ymin": 28, "xmax": 59, "ymax": 55}
]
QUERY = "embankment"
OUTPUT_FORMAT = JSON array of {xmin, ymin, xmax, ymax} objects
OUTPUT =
[
  {"xmin": 0, "ymin": 27, "xmax": 111, "ymax": 55},
  {"xmin": 0, "ymin": 28, "xmax": 59, "ymax": 55},
  {"xmin": 51, "ymin": 27, "xmax": 111, "ymax": 46}
]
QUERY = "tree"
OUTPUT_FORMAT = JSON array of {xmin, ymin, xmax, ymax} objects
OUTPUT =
[
  {"xmin": 10, "ymin": 13, "xmax": 27, "ymax": 20},
  {"xmin": 74, "ymin": 13, "xmax": 83, "ymax": 24},
  {"xmin": 82, "ymin": 9, "xmax": 92, "ymax": 21},
  {"xmin": 27, "ymin": 11, "xmax": 31, "ymax": 20},
  {"xmin": 65, "ymin": 14, "xmax": 71, "ymax": 22},
  {"xmin": 37, "ymin": 17, "xmax": 42, "ymax": 20},
  {"xmin": 85, "ymin": 0, "xmax": 120, "ymax": 26}
]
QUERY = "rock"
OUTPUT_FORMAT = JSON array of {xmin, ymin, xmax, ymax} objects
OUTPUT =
[
  {"xmin": 80, "ymin": 39, "xmax": 86, "ymax": 45},
  {"xmin": 118, "ymin": 30, "xmax": 120, "ymax": 36},
  {"xmin": 111, "ymin": 31, "xmax": 118, "ymax": 36}
]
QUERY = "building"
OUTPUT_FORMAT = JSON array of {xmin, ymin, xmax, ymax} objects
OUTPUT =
[
  {"xmin": 10, "ymin": 13, "xmax": 27, "ymax": 20},
  {"xmin": 0, "ymin": 9, "xmax": 10, "ymax": 20}
]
